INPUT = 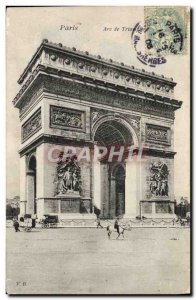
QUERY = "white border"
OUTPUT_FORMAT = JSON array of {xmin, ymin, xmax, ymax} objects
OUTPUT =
[{"xmin": 1, "ymin": 1, "xmax": 194, "ymax": 299}]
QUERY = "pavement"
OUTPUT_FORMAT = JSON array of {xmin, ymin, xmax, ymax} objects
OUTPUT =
[{"xmin": 6, "ymin": 227, "xmax": 190, "ymax": 295}]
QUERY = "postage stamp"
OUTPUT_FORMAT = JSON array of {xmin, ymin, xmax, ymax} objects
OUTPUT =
[{"xmin": 144, "ymin": 6, "xmax": 189, "ymax": 56}]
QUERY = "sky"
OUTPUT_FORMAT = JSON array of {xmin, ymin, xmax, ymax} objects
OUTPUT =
[{"xmin": 6, "ymin": 6, "xmax": 190, "ymax": 200}]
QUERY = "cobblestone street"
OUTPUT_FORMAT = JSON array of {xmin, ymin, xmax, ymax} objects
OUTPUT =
[{"xmin": 6, "ymin": 227, "xmax": 190, "ymax": 295}]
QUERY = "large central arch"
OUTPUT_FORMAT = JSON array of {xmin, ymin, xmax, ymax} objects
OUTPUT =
[{"xmin": 92, "ymin": 115, "xmax": 138, "ymax": 219}]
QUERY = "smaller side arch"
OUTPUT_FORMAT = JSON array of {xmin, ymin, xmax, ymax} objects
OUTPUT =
[
  {"xmin": 27, "ymin": 152, "xmax": 36, "ymax": 172},
  {"xmin": 26, "ymin": 153, "xmax": 37, "ymax": 215}
]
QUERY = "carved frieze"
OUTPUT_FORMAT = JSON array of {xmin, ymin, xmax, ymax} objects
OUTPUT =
[
  {"xmin": 50, "ymin": 105, "xmax": 85, "ymax": 131},
  {"xmin": 19, "ymin": 80, "xmax": 44, "ymax": 116},
  {"xmin": 146, "ymin": 124, "xmax": 170, "ymax": 144},
  {"xmin": 46, "ymin": 78, "xmax": 175, "ymax": 119},
  {"xmin": 21, "ymin": 108, "xmax": 41, "ymax": 142},
  {"xmin": 19, "ymin": 75, "xmax": 176, "ymax": 119}
]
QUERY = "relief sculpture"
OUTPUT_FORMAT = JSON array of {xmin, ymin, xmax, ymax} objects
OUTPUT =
[
  {"xmin": 22, "ymin": 108, "xmax": 41, "ymax": 141},
  {"xmin": 146, "ymin": 124, "xmax": 169, "ymax": 143},
  {"xmin": 51, "ymin": 105, "xmax": 83, "ymax": 129},
  {"xmin": 149, "ymin": 161, "xmax": 169, "ymax": 197},
  {"xmin": 54, "ymin": 153, "xmax": 81, "ymax": 195}
]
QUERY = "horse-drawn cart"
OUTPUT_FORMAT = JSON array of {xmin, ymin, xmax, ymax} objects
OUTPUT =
[{"xmin": 41, "ymin": 215, "xmax": 58, "ymax": 228}]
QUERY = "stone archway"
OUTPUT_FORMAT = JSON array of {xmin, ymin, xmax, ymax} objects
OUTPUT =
[
  {"xmin": 26, "ymin": 154, "xmax": 37, "ymax": 215},
  {"xmin": 92, "ymin": 114, "xmax": 139, "ymax": 147},
  {"xmin": 92, "ymin": 116, "xmax": 138, "ymax": 219},
  {"xmin": 110, "ymin": 163, "xmax": 125, "ymax": 218}
]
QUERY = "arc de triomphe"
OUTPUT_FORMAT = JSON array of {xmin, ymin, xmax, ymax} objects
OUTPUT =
[{"xmin": 13, "ymin": 40, "xmax": 182, "ymax": 222}]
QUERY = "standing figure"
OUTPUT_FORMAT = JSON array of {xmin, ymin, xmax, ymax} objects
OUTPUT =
[
  {"xmin": 13, "ymin": 219, "xmax": 20, "ymax": 232},
  {"xmin": 160, "ymin": 180, "xmax": 166, "ymax": 196},
  {"xmin": 150, "ymin": 180, "xmax": 157, "ymax": 195},
  {"xmin": 72, "ymin": 170, "xmax": 79, "ymax": 191},
  {"xmin": 114, "ymin": 218, "xmax": 120, "ymax": 234},
  {"xmin": 58, "ymin": 171, "xmax": 66, "ymax": 194},
  {"xmin": 96, "ymin": 217, "xmax": 103, "ymax": 228},
  {"xmin": 64, "ymin": 167, "xmax": 73, "ymax": 190}
]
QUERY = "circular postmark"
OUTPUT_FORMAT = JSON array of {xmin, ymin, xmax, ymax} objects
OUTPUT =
[
  {"xmin": 131, "ymin": 7, "xmax": 186, "ymax": 67},
  {"xmin": 131, "ymin": 21, "xmax": 167, "ymax": 67}
]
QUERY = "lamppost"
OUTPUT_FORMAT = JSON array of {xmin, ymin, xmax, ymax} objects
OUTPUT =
[
  {"xmin": 140, "ymin": 201, "xmax": 143, "ymax": 220},
  {"xmin": 16, "ymin": 201, "xmax": 19, "ymax": 219}
]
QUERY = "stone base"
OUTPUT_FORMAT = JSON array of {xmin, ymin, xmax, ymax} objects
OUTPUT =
[
  {"xmin": 56, "ymin": 192, "xmax": 81, "ymax": 198},
  {"xmin": 40, "ymin": 213, "xmax": 97, "ymax": 228},
  {"xmin": 123, "ymin": 214, "xmax": 138, "ymax": 220},
  {"xmin": 142, "ymin": 213, "xmax": 177, "ymax": 220},
  {"xmin": 58, "ymin": 213, "xmax": 96, "ymax": 220},
  {"xmin": 150, "ymin": 196, "xmax": 171, "ymax": 201},
  {"xmin": 140, "ymin": 199, "xmax": 176, "ymax": 219},
  {"xmin": 36, "ymin": 196, "xmax": 93, "ymax": 218},
  {"xmin": 57, "ymin": 213, "xmax": 97, "ymax": 227}
]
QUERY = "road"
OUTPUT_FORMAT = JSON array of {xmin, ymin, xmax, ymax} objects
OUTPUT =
[{"xmin": 6, "ymin": 227, "xmax": 190, "ymax": 295}]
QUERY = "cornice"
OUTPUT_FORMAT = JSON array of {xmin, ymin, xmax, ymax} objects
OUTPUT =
[
  {"xmin": 13, "ymin": 39, "xmax": 180, "ymax": 106},
  {"xmin": 19, "ymin": 133, "xmax": 176, "ymax": 159},
  {"xmin": 14, "ymin": 72, "xmax": 182, "ymax": 120},
  {"xmin": 18, "ymin": 40, "xmax": 177, "ymax": 86},
  {"xmin": 19, "ymin": 133, "xmax": 93, "ymax": 157},
  {"xmin": 142, "ymin": 147, "xmax": 176, "ymax": 158}
]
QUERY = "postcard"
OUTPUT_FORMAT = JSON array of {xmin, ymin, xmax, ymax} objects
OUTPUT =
[{"xmin": 6, "ymin": 6, "xmax": 190, "ymax": 295}]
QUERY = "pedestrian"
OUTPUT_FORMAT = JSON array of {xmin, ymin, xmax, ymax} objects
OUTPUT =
[
  {"xmin": 186, "ymin": 215, "xmax": 190, "ymax": 226},
  {"xmin": 114, "ymin": 218, "xmax": 120, "ymax": 234},
  {"xmin": 96, "ymin": 217, "xmax": 103, "ymax": 228},
  {"xmin": 13, "ymin": 219, "xmax": 20, "ymax": 232}
]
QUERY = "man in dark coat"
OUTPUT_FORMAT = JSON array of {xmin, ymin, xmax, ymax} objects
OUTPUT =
[
  {"xmin": 114, "ymin": 218, "xmax": 120, "ymax": 234},
  {"xmin": 13, "ymin": 219, "xmax": 20, "ymax": 232}
]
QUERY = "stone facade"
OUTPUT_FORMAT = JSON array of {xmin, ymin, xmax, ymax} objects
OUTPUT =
[{"xmin": 13, "ymin": 40, "xmax": 182, "ymax": 221}]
